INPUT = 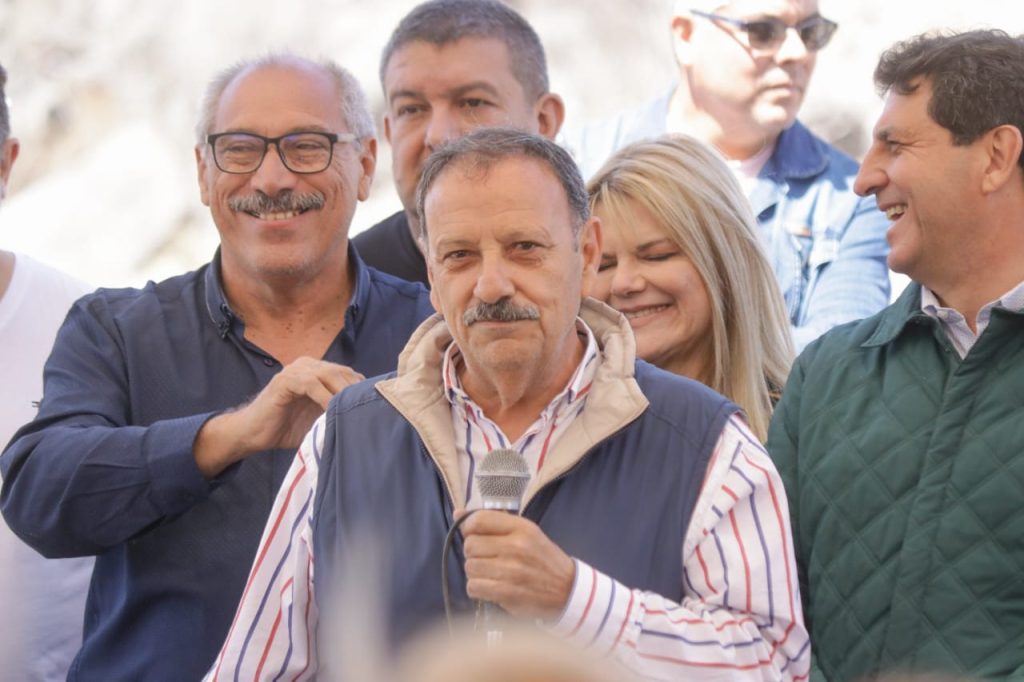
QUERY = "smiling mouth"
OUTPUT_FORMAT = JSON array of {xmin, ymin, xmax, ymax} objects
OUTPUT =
[
  {"xmin": 885, "ymin": 205, "xmax": 907, "ymax": 221},
  {"xmin": 621, "ymin": 304, "xmax": 670, "ymax": 320},
  {"xmin": 246, "ymin": 208, "xmax": 311, "ymax": 221}
]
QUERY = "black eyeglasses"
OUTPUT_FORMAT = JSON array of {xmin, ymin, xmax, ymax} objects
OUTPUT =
[
  {"xmin": 206, "ymin": 131, "xmax": 357, "ymax": 174},
  {"xmin": 690, "ymin": 9, "xmax": 838, "ymax": 53}
]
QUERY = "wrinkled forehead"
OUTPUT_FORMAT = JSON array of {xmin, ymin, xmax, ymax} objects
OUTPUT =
[
  {"xmin": 422, "ymin": 155, "xmax": 575, "ymax": 242},
  {"xmin": 382, "ymin": 36, "xmax": 520, "ymax": 96},
  {"xmin": 215, "ymin": 64, "xmax": 342, "ymax": 132}
]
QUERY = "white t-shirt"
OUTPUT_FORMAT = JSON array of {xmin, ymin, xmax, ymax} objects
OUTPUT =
[{"xmin": 0, "ymin": 253, "xmax": 94, "ymax": 681}]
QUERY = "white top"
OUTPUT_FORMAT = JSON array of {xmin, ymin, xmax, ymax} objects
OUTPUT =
[
  {"xmin": 0, "ymin": 252, "xmax": 94, "ymax": 681},
  {"xmin": 725, "ymin": 143, "xmax": 775, "ymax": 197},
  {"xmin": 663, "ymin": 104, "xmax": 774, "ymax": 197}
]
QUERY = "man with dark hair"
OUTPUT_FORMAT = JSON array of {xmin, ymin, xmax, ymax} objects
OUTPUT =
[
  {"xmin": 0, "ymin": 61, "xmax": 94, "ymax": 682},
  {"xmin": 768, "ymin": 29, "xmax": 1024, "ymax": 681},
  {"xmin": 351, "ymin": 0, "xmax": 564, "ymax": 285},
  {"xmin": 1, "ymin": 55, "xmax": 433, "ymax": 680},
  {"xmin": 210, "ymin": 128, "xmax": 810, "ymax": 681},
  {"xmin": 564, "ymin": 0, "xmax": 891, "ymax": 351}
]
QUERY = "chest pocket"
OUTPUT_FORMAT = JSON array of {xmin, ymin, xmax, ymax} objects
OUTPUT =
[{"xmin": 759, "ymin": 204, "xmax": 839, "ymax": 322}]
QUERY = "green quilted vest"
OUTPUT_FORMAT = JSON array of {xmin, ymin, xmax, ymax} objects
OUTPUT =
[{"xmin": 768, "ymin": 284, "xmax": 1024, "ymax": 681}]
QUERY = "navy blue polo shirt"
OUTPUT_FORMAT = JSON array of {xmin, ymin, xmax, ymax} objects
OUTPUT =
[{"xmin": 0, "ymin": 247, "xmax": 433, "ymax": 681}]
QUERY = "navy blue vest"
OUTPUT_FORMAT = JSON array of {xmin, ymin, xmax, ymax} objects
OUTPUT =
[{"xmin": 312, "ymin": 360, "xmax": 736, "ymax": 651}]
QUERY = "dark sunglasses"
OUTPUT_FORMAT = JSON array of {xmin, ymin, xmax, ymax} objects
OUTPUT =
[{"xmin": 690, "ymin": 9, "xmax": 838, "ymax": 53}]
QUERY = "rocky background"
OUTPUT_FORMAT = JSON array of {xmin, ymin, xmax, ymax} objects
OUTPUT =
[{"xmin": 1, "ymin": 0, "xmax": 1021, "ymax": 287}]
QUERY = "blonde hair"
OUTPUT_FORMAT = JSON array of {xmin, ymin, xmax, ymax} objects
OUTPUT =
[{"xmin": 587, "ymin": 134, "xmax": 793, "ymax": 440}]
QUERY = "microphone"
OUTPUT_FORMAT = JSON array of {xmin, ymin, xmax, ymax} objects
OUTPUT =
[
  {"xmin": 476, "ymin": 448, "xmax": 530, "ymax": 511},
  {"xmin": 473, "ymin": 448, "xmax": 530, "ymax": 646}
]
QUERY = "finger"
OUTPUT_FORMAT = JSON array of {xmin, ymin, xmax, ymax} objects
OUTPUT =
[
  {"xmin": 461, "ymin": 509, "xmax": 523, "ymax": 536},
  {"xmin": 277, "ymin": 363, "xmax": 353, "ymax": 410},
  {"xmin": 317, "ymin": 364, "xmax": 365, "ymax": 395},
  {"xmin": 465, "ymin": 574, "xmax": 508, "ymax": 603},
  {"xmin": 279, "ymin": 358, "xmax": 361, "ymax": 387},
  {"xmin": 302, "ymin": 380, "xmax": 337, "ymax": 411},
  {"xmin": 462, "ymin": 533, "xmax": 509, "ymax": 560}
]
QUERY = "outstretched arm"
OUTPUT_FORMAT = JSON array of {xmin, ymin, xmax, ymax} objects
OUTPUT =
[{"xmin": 1, "ymin": 296, "xmax": 360, "ymax": 558}]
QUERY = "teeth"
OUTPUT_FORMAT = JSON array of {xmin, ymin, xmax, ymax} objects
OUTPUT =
[
  {"xmin": 623, "ymin": 305, "xmax": 669, "ymax": 320},
  {"xmin": 256, "ymin": 210, "xmax": 300, "ymax": 221},
  {"xmin": 885, "ymin": 205, "xmax": 906, "ymax": 220}
]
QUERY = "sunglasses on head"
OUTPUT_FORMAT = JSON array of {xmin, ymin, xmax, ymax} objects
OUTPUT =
[{"xmin": 690, "ymin": 9, "xmax": 838, "ymax": 53}]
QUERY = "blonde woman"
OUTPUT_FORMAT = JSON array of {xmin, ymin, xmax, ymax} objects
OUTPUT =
[{"xmin": 588, "ymin": 135, "xmax": 793, "ymax": 440}]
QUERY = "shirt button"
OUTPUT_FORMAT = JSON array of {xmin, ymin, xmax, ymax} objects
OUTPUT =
[{"xmin": 263, "ymin": 358, "xmax": 276, "ymax": 367}]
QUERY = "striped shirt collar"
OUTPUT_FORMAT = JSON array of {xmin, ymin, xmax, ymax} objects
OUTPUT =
[
  {"xmin": 442, "ymin": 318, "xmax": 599, "ymax": 419},
  {"xmin": 441, "ymin": 318, "xmax": 600, "ymax": 508},
  {"xmin": 921, "ymin": 279, "xmax": 1024, "ymax": 358}
]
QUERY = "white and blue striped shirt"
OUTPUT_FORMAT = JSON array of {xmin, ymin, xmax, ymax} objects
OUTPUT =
[{"xmin": 205, "ymin": 323, "xmax": 809, "ymax": 681}]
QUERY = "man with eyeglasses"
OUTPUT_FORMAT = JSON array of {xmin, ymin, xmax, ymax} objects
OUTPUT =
[
  {"xmin": 0, "ymin": 54, "xmax": 433, "ymax": 681},
  {"xmin": 564, "ymin": 0, "xmax": 890, "ymax": 351}
]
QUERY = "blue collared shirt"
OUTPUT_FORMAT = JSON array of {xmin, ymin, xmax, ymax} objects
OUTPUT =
[{"xmin": 0, "ymin": 247, "xmax": 433, "ymax": 681}]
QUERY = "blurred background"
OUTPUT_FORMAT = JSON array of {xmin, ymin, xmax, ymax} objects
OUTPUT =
[{"xmin": 1, "ymin": 0, "xmax": 1022, "ymax": 287}]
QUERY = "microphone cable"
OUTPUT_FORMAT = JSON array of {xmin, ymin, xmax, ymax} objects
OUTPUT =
[{"xmin": 441, "ymin": 508, "xmax": 478, "ymax": 636}]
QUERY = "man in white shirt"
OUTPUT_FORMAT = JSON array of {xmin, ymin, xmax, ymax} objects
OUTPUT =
[
  {"xmin": 0, "ymin": 61, "xmax": 94, "ymax": 682},
  {"xmin": 208, "ymin": 128, "xmax": 810, "ymax": 681}
]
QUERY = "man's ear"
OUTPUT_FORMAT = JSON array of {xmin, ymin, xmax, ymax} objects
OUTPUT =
[
  {"xmin": 356, "ymin": 137, "xmax": 378, "ymax": 202},
  {"xmin": 980, "ymin": 124, "xmax": 1024, "ymax": 195},
  {"xmin": 670, "ymin": 13, "xmax": 697, "ymax": 66},
  {"xmin": 578, "ymin": 216, "xmax": 603, "ymax": 299},
  {"xmin": 383, "ymin": 112, "xmax": 393, "ymax": 146},
  {"xmin": 428, "ymin": 266, "xmax": 443, "ymax": 315},
  {"xmin": 534, "ymin": 93, "xmax": 566, "ymax": 140},
  {"xmin": 195, "ymin": 145, "xmax": 211, "ymax": 207}
]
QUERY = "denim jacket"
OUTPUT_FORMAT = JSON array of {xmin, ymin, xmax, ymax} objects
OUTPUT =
[{"xmin": 563, "ymin": 90, "xmax": 890, "ymax": 350}]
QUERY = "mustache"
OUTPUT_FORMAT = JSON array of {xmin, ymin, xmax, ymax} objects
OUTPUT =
[
  {"xmin": 463, "ymin": 299, "xmax": 540, "ymax": 326},
  {"xmin": 228, "ymin": 190, "xmax": 325, "ymax": 215}
]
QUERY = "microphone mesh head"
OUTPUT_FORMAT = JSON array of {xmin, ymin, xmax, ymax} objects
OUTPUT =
[{"xmin": 476, "ymin": 448, "xmax": 530, "ymax": 505}]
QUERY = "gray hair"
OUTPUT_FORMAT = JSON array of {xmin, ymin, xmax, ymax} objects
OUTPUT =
[
  {"xmin": 380, "ymin": 0, "xmax": 549, "ymax": 101},
  {"xmin": 194, "ymin": 54, "xmax": 374, "ymax": 146},
  {"xmin": 415, "ymin": 127, "xmax": 588, "ymax": 246}
]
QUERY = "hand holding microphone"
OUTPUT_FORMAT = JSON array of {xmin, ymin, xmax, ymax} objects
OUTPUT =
[{"xmin": 460, "ymin": 449, "xmax": 576, "ymax": 630}]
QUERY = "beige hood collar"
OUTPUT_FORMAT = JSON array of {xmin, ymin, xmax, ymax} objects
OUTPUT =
[{"xmin": 376, "ymin": 298, "xmax": 649, "ymax": 509}]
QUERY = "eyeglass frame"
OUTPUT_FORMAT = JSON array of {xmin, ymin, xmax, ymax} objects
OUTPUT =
[
  {"xmin": 205, "ymin": 130, "xmax": 358, "ymax": 175},
  {"xmin": 689, "ymin": 9, "xmax": 838, "ymax": 54}
]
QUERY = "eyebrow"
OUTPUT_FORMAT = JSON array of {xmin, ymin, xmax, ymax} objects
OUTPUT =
[
  {"xmin": 388, "ymin": 81, "xmax": 503, "ymax": 102},
  {"xmin": 635, "ymin": 238, "xmax": 676, "ymax": 252},
  {"xmin": 219, "ymin": 124, "xmax": 335, "ymax": 136},
  {"xmin": 432, "ymin": 236, "xmax": 476, "ymax": 253},
  {"xmin": 874, "ymin": 126, "xmax": 911, "ymax": 145}
]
